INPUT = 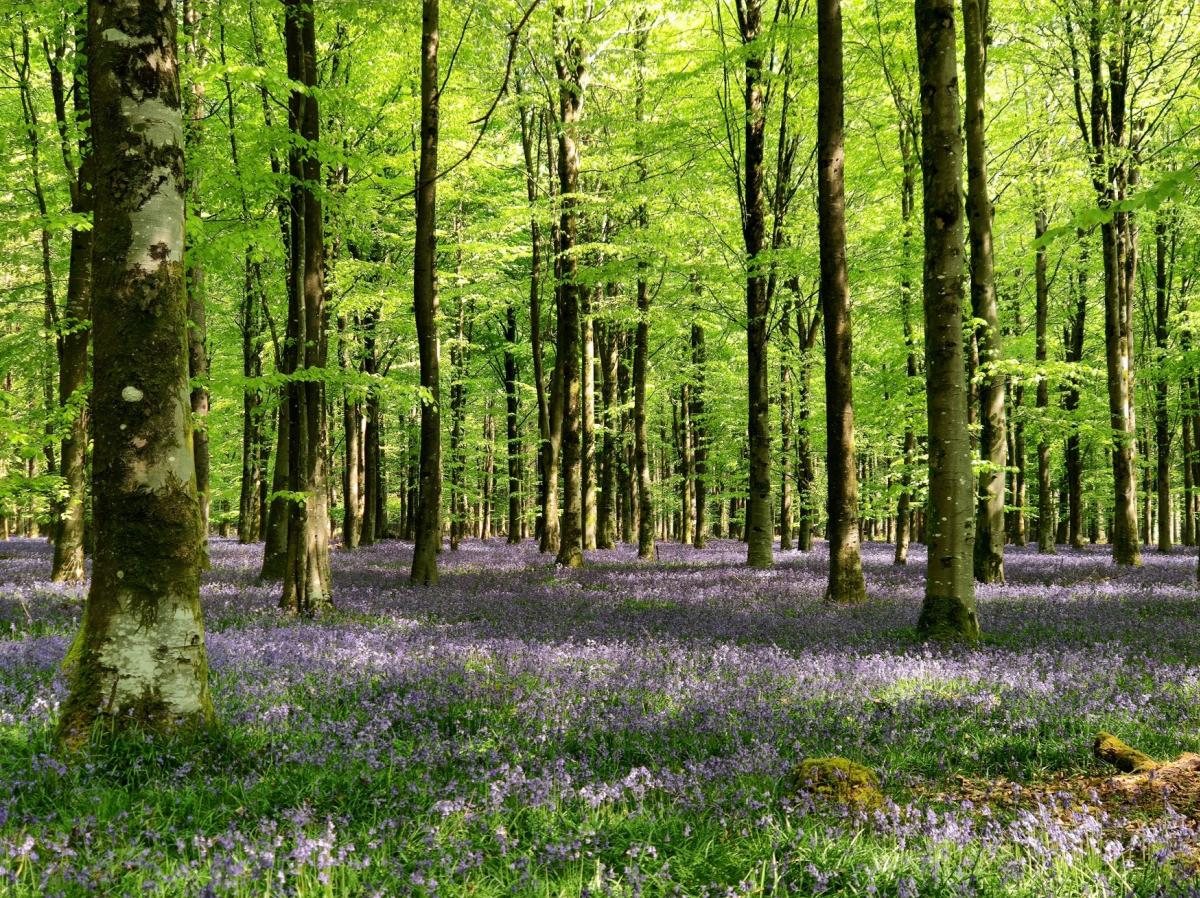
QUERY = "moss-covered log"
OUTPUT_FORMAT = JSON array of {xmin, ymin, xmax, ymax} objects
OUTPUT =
[
  {"xmin": 58, "ymin": 0, "xmax": 212, "ymax": 749},
  {"xmin": 1093, "ymin": 732, "xmax": 1160, "ymax": 774}
]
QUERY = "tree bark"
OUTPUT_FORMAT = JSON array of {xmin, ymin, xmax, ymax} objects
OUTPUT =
[
  {"xmin": 59, "ymin": 0, "xmax": 212, "ymax": 746},
  {"xmin": 895, "ymin": 123, "xmax": 918, "ymax": 566},
  {"xmin": 691, "ymin": 322, "xmax": 708, "ymax": 549},
  {"xmin": 818, "ymin": 0, "xmax": 867, "ymax": 602},
  {"xmin": 553, "ymin": 0, "xmax": 586, "ymax": 568},
  {"xmin": 582, "ymin": 290, "xmax": 598, "ymax": 549},
  {"xmin": 597, "ymin": 318, "xmax": 619, "ymax": 549},
  {"xmin": 1154, "ymin": 218, "xmax": 1171, "ymax": 552},
  {"xmin": 411, "ymin": 0, "xmax": 442, "ymax": 585},
  {"xmin": 504, "ymin": 293, "xmax": 522, "ymax": 543},
  {"xmin": 280, "ymin": 0, "xmax": 332, "ymax": 616},
  {"xmin": 1065, "ymin": 237, "xmax": 1088, "ymax": 549},
  {"xmin": 736, "ymin": 0, "xmax": 773, "ymax": 569},
  {"xmin": 46, "ymin": 18, "xmax": 92, "ymax": 582},
  {"xmin": 1035, "ymin": 204, "xmax": 1055, "ymax": 553},
  {"xmin": 963, "ymin": 0, "xmax": 1005, "ymax": 583},
  {"xmin": 915, "ymin": 0, "xmax": 979, "ymax": 642}
]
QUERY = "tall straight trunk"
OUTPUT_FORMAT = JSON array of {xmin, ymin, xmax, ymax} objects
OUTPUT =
[
  {"xmin": 448, "ymin": 276, "xmax": 468, "ymax": 551},
  {"xmin": 737, "ymin": 0, "xmax": 773, "ymax": 569},
  {"xmin": 597, "ymin": 319, "xmax": 619, "ymax": 548},
  {"xmin": 46, "ymin": 18, "xmax": 92, "ymax": 582},
  {"xmin": 1154, "ymin": 218, "xmax": 1171, "ymax": 552},
  {"xmin": 795, "ymin": 301, "xmax": 818, "ymax": 551},
  {"xmin": 183, "ymin": 0, "xmax": 211, "ymax": 559},
  {"xmin": 361, "ymin": 306, "xmax": 380, "ymax": 545},
  {"xmin": 631, "ymin": 14, "xmax": 654, "ymax": 561},
  {"xmin": 220, "ymin": 15, "xmax": 267, "ymax": 545},
  {"xmin": 1035, "ymin": 205, "xmax": 1055, "ymax": 552},
  {"xmin": 504, "ymin": 298, "xmax": 522, "ymax": 543},
  {"xmin": 1073, "ymin": 5, "xmax": 1139, "ymax": 565},
  {"xmin": 516, "ymin": 93, "xmax": 554, "ymax": 550},
  {"xmin": 817, "ymin": 0, "xmax": 867, "ymax": 602},
  {"xmin": 679, "ymin": 383, "xmax": 694, "ymax": 545},
  {"xmin": 340, "ymin": 314, "xmax": 363, "ymax": 549},
  {"xmin": 915, "ymin": 0, "xmax": 979, "ymax": 642},
  {"xmin": 411, "ymin": 0, "xmax": 442, "ymax": 584},
  {"xmin": 60, "ymin": 0, "xmax": 212, "ymax": 746},
  {"xmin": 1064, "ymin": 238, "xmax": 1088, "ymax": 549},
  {"xmin": 261, "ymin": 405, "xmax": 290, "ymax": 578},
  {"xmin": 280, "ymin": 0, "xmax": 332, "ymax": 616},
  {"xmin": 618, "ymin": 337, "xmax": 635, "ymax": 544},
  {"xmin": 633, "ymin": 276, "xmax": 653, "ymax": 559},
  {"xmin": 779, "ymin": 295, "xmax": 794, "ymax": 551},
  {"xmin": 582, "ymin": 292, "xmax": 598, "ymax": 549},
  {"xmin": 1183, "ymin": 381, "xmax": 1195, "ymax": 547},
  {"xmin": 553, "ymin": 0, "xmax": 586, "ymax": 568},
  {"xmin": 963, "ymin": 0, "xmax": 1005, "ymax": 583},
  {"xmin": 895, "ymin": 126, "xmax": 917, "ymax": 566},
  {"xmin": 691, "ymin": 323, "xmax": 708, "ymax": 549}
]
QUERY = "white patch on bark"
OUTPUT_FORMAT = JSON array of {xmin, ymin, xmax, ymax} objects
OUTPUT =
[
  {"xmin": 120, "ymin": 95, "xmax": 184, "ymax": 272},
  {"xmin": 125, "ymin": 382, "xmax": 196, "ymax": 492},
  {"xmin": 122, "ymin": 386, "xmax": 144, "ymax": 402},
  {"xmin": 100, "ymin": 28, "xmax": 153, "ymax": 48},
  {"xmin": 95, "ymin": 588, "xmax": 207, "ymax": 719}
]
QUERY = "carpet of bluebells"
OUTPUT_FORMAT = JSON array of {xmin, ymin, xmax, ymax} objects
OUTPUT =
[{"xmin": 2, "ymin": 536, "xmax": 1200, "ymax": 897}]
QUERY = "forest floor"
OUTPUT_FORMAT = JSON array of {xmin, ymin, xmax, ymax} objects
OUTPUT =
[{"xmin": 2, "ymin": 536, "xmax": 1200, "ymax": 897}]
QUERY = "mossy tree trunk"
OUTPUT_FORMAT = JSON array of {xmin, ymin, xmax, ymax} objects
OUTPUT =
[
  {"xmin": 59, "ymin": 0, "xmax": 213, "ymax": 747},
  {"xmin": 817, "ymin": 0, "xmax": 866, "ymax": 603},
  {"xmin": 280, "ymin": 0, "xmax": 332, "ymax": 614},
  {"xmin": 915, "ymin": 0, "xmax": 979, "ymax": 642},
  {"xmin": 553, "ymin": 0, "xmax": 585, "ymax": 569},
  {"xmin": 963, "ymin": 0, "xmax": 1006, "ymax": 584},
  {"xmin": 411, "ymin": 0, "xmax": 442, "ymax": 585}
]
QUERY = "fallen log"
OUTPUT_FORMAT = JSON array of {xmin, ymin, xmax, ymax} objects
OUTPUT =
[{"xmin": 1092, "ymin": 731, "xmax": 1159, "ymax": 774}]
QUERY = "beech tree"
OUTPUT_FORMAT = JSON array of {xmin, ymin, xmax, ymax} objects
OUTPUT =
[
  {"xmin": 58, "ymin": 0, "xmax": 212, "ymax": 746},
  {"xmin": 915, "ymin": 0, "xmax": 980, "ymax": 642}
]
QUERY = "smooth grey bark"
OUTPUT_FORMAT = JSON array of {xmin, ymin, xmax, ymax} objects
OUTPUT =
[
  {"xmin": 915, "ymin": 0, "xmax": 979, "ymax": 642},
  {"xmin": 59, "ymin": 0, "xmax": 212, "ymax": 746}
]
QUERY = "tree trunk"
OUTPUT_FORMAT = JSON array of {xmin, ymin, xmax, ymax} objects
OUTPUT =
[
  {"xmin": 582, "ymin": 291, "xmax": 598, "ymax": 550},
  {"xmin": 895, "ymin": 127, "xmax": 917, "ymax": 566},
  {"xmin": 818, "ymin": 0, "xmax": 866, "ymax": 602},
  {"xmin": 46, "ymin": 18, "xmax": 92, "ymax": 582},
  {"xmin": 280, "ymin": 0, "xmax": 332, "ymax": 616},
  {"xmin": 59, "ymin": 1, "xmax": 213, "ymax": 746},
  {"xmin": 597, "ymin": 319, "xmax": 619, "ymax": 549},
  {"xmin": 361, "ymin": 306, "xmax": 380, "ymax": 546},
  {"xmin": 915, "ymin": 0, "xmax": 979, "ymax": 642},
  {"xmin": 182, "ymin": 0, "xmax": 211, "ymax": 562},
  {"xmin": 963, "ymin": 0, "xmax": 1005, "ymax": 583},
  {"xmin": 691, "ymin": 322, "xmax": 708, "ymax": 549},
  {"xmin": 779, "ymin": 295, "xmax": 794, "ymax": 552},
  {"xmin": 1154, "ymin": 218, "xmax": 1171, "ymax": 552},
  {"xmin": 411, "ymin": 0, "xmax": 442, "ymax": 585},
  {"xmin": 505, "ymin": 296, "xmax": 522, "ymax": 543},
  {"xmin": 1065, "ymin": 237, "xmax": 1088, "ymax": 549},
  {"xmin": 340, "ymin": 314, "xmax": 363, "ymax": 549},
  {"xmin": 737, "ymin": 0, "xmax": 773, "ymax": 569},
  {"xmin": 552, "ymin": 9, "xmax": 585, "ymax": 569},
  {"xmin": 1035, "ymin": 205, "xmax": 1055, "ymax": 553}
]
